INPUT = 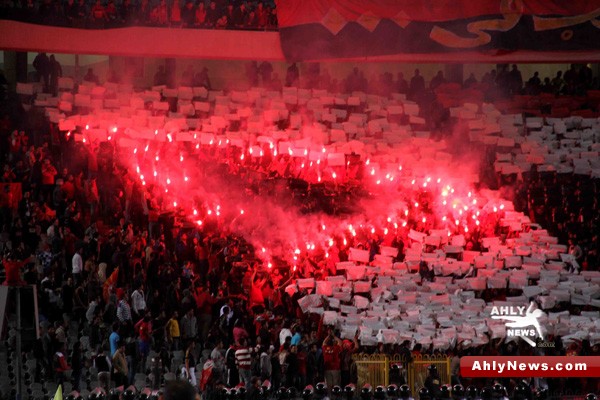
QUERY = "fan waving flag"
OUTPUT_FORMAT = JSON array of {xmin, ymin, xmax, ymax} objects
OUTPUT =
[
  {"xmin": 276, "ymin": 0, "xmax": 600, "ymax": 61},
  {"xmin": 103, "ymin": 267, "xmax": 120, "ymax": 303}
]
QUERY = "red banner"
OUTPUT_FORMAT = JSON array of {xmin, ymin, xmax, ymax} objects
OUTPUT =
[{"xmin": 276, "ymin": 0, "xmax": 600, "ymax": 61}]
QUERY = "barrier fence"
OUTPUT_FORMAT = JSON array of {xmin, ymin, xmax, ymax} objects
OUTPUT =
[{"xmin": 353, "ymin": 354, "xmax": 451, "ymax": 393}]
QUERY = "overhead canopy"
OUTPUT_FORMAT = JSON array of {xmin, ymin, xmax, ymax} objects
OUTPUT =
[{"xmin": 276, "ymin": 0, "xmax": 600, "ymax": 62}]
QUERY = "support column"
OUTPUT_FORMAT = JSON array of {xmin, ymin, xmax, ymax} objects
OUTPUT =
[
  {"xmin": 2, "ymin": 51, "xmax": 28, "ymax": 90},
  {"xmin": 165, "ymin": 58, "xmax": 176, "ymax": 88},
  {"xmin": 444, "ymin": 64, "xmax": 464, "ymax": 85}
]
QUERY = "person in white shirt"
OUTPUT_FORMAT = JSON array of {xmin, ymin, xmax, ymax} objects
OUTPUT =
[
  {"xmin": 72, "ymin": 246, "xmax": 83, "ymax": 284},
  {"xmin": 47, "ymin": 218, "xmax": 59, "ymax": 239},
  {"xmin": 131, "ymin": 283, "xmax": 147, "ymax": 320},
  {"xmin": 278, "ymin": 322, "xmax": 292, "ymax": 347},
  {"xmin": 86, "ymin": 296, "xmax": 100, "ymax": 324}
]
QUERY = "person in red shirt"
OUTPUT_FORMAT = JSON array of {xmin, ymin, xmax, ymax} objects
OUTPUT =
[
  {"xmin": 61, "ymin": 174, "xmax": 76, "ymax": 201},
  {"xmin": 341, "ymin": 336, "xmax": 359, "ymax": 387},
  {"xmin": 2, "ymin": 253, "xmax": 34, "ymax": 286},
  {"xmin": 297, "ymin": 344, "xmax": 308, "ymax": 389},
  {"xmin": 193, "ymin": 284, "xmax": 215, "ymax": 342},
  {"xmin": 249, "ymin": 267, "xmax": 267, "ymax": 313},
  {"xmin": 90, "ymin": 0, "xmax": 108, "ymax": 27},
  {"xmin": 135, "ymin": 313, "xmax": 152, "ymax": 368},
  {"xmin": 233, "ymin": 319, "xmax": 249, "ymax": 346},
  {"xmin": 322, "ymin": 330, "xmax": 342, "ymax": 387},
  {"xmin": 54, "ymin": 343, "xmax": 71, "ymax": 385}
]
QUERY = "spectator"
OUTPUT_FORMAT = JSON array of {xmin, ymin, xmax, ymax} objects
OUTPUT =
[
  {"xmin": 551, "ymin": 71, "xmax": 565, "ymax": 94},
  {"xmin": 256, "ymin": 2, "xmax": 268, "ymax": 29},
  {"xmin": 90, "ymin": 0, "xmax": 108, "ymax": 28},
  {"xmin": 41, "ymin": 158, "xmax": 57, "ymax": 201},
  {"xmin": 225, "ymin": 342, "xmax": 239, "ymax": 387},
  {"xmin": 509, "ymin": 64, "xmax": 523, "ymax": 95},
  {"xmin": 181, "ymin": 65, "xmax": 194, "ymax": 87},
  {"xmin": 285, "ymin": 63, "xmax": 299, "ymax": 87},
  {"xmin": 194, "ymin": 2, "xmax": 206, "ymax": 27},
  {"xmin": 205, "ymin": 1, "xmax": 219, "ymax": 27},
  {"xmin": 166, "ymin": 310, "xmax": 181, "ymax": 350},
  {"xmin": 105, "ymin": 0, "xmax": 118, "ymax": 25},
  {"xmin": 170, "ymin": 0, "xmax": 182, "ymax": 26},
  {"xmin": 463, "ymin": 73, "xmax": 477, "ymax": 89},
  {"xmin": 245, "ymin": 10, "xmax": 257, "ymax": 29},
  {"xmin": 53, "ymin": 343, "xmax": 71, "ymax": 385},
  {"xmin": 180, "ymin": 308, "xmax": 197, "ymax": 344},
  {"xmin": 137, "ymin": 0, "xmax": 152, "ymax": 25},
  {"xmin": 340, "ymin": 337, "xmax": 358, "ymax": 387},
  {"xmin": 409, "ymin": 68, "xmax": 425, "ymax": 101},
  {"xmin": 131, "ymin": 282, "xmax": 147, "ymax": 319},
  {"xmin": 154, "ymin": 65, "xmax": 168, "ymax": 86},
  {"xmin": 210, "ymin": 339, "xmax": 226, "ymax": 381},
  {"xmin": 109, "ymin": 322, "xmax": 121, "ymax": 357},
  {"xmin": 64, "ymin": 0, "xmax": 78, "ymax": 26},
  {"xmin": 120, "ymin": 0, "xmax": 136, "ymax": 25},
  {"xmin": 181, "ymin": 0, "xmax": 195, "ymax": 28},
  {"xmin": 61, "ymin": 276, "xmax": 75, "ymax": 315},
  {"xmin": 267, "ymin": 6, "xmax": 277, "ymax": 29},
  {"xmin": 429, "ymin": 70, "xmax": 446, "ymax": 90},
  {"xmin": 215, "ymin": 14, "xmax": 228, "ymax": 29},
  {"xmin": 32, "ymin": 52, "xmax": 50, "ymax": 92},
  {"xmin": 232, "ymin": 319, "xmax": 249, "ymax": 346},
  {"xmin": 285, "ymin": 344, "xmax": 299, "ymax": 389},
  {"xmin": 235, "ymin": 337, "xmax": 253, "ymax": 389},
  {"xmin": 224, "ymin": 4, "xmax": 234, "ymax": 29},
  {"xmin": 116, "ymin": 289, "xmax": 133, "ymax": 326},
  {"xmin": 194, "ymin": 67, "xmax": 211, "ymax": 90},
  {"xmin": 184, "ymin": 340, "xmax": 197, "ymax": 386},
  {"xmin": 259, "ymin": 345, "xmax": 272, "ymax": 382},
  {"xmin": 396, "ymin": 72, "xmax": 409, "ymax": 94},
  {"xmin": 541, "ymin": 77, "xmax": 553, "ymax": 93},
  {"xmin": 526, "ymin": 71, "xmax": 541, "ymax": 94},
  {"xmin": 83, "ymin": 68, "xmax": 100, "ymax": 84},
  {"xmin": 72, "ymin": 245, "xmax": 83, "ymax": 284},
  {"xmin": 74, "ymin": 0, "xmax": 88, "ymax": 27},
  {"xmin": 322, "ymin": 331, "xmax": 342, "ymax": 388},
  {"xmin": 112, "ymin": 341, "xmax": 128, "ymax": 387},
  {"xmin": 70, "ymin": 340, "xmax": 83, "ymax": 391},
  {"xmin": 306, "ymin": 342, "xmax": 323, "ymax": 386},
  {"xmin": 150, "ymin": 0, "xmax": 169, "ymax": 26},
  {"xmin": 193, "ymin": 284, "xmax": 214, "ymax": 342}
]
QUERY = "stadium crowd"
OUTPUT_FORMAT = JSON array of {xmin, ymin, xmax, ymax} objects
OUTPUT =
[
  {"xmin": 0, "ymin": 62, "xmax": 599, "ymax": 400},
  {"xmin": 0, "ymin": 0, "xmax": 278, "ymax": 30}
]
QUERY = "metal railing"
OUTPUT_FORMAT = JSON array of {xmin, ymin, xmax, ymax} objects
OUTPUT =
[{"xmin": 353, "ymin": 353, "xmax": 451, "ymax": 393}]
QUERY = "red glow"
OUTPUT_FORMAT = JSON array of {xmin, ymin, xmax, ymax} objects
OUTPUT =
[{"xmin": 64, "ymin": 93, "xmax": 531, "ymax": 276}]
